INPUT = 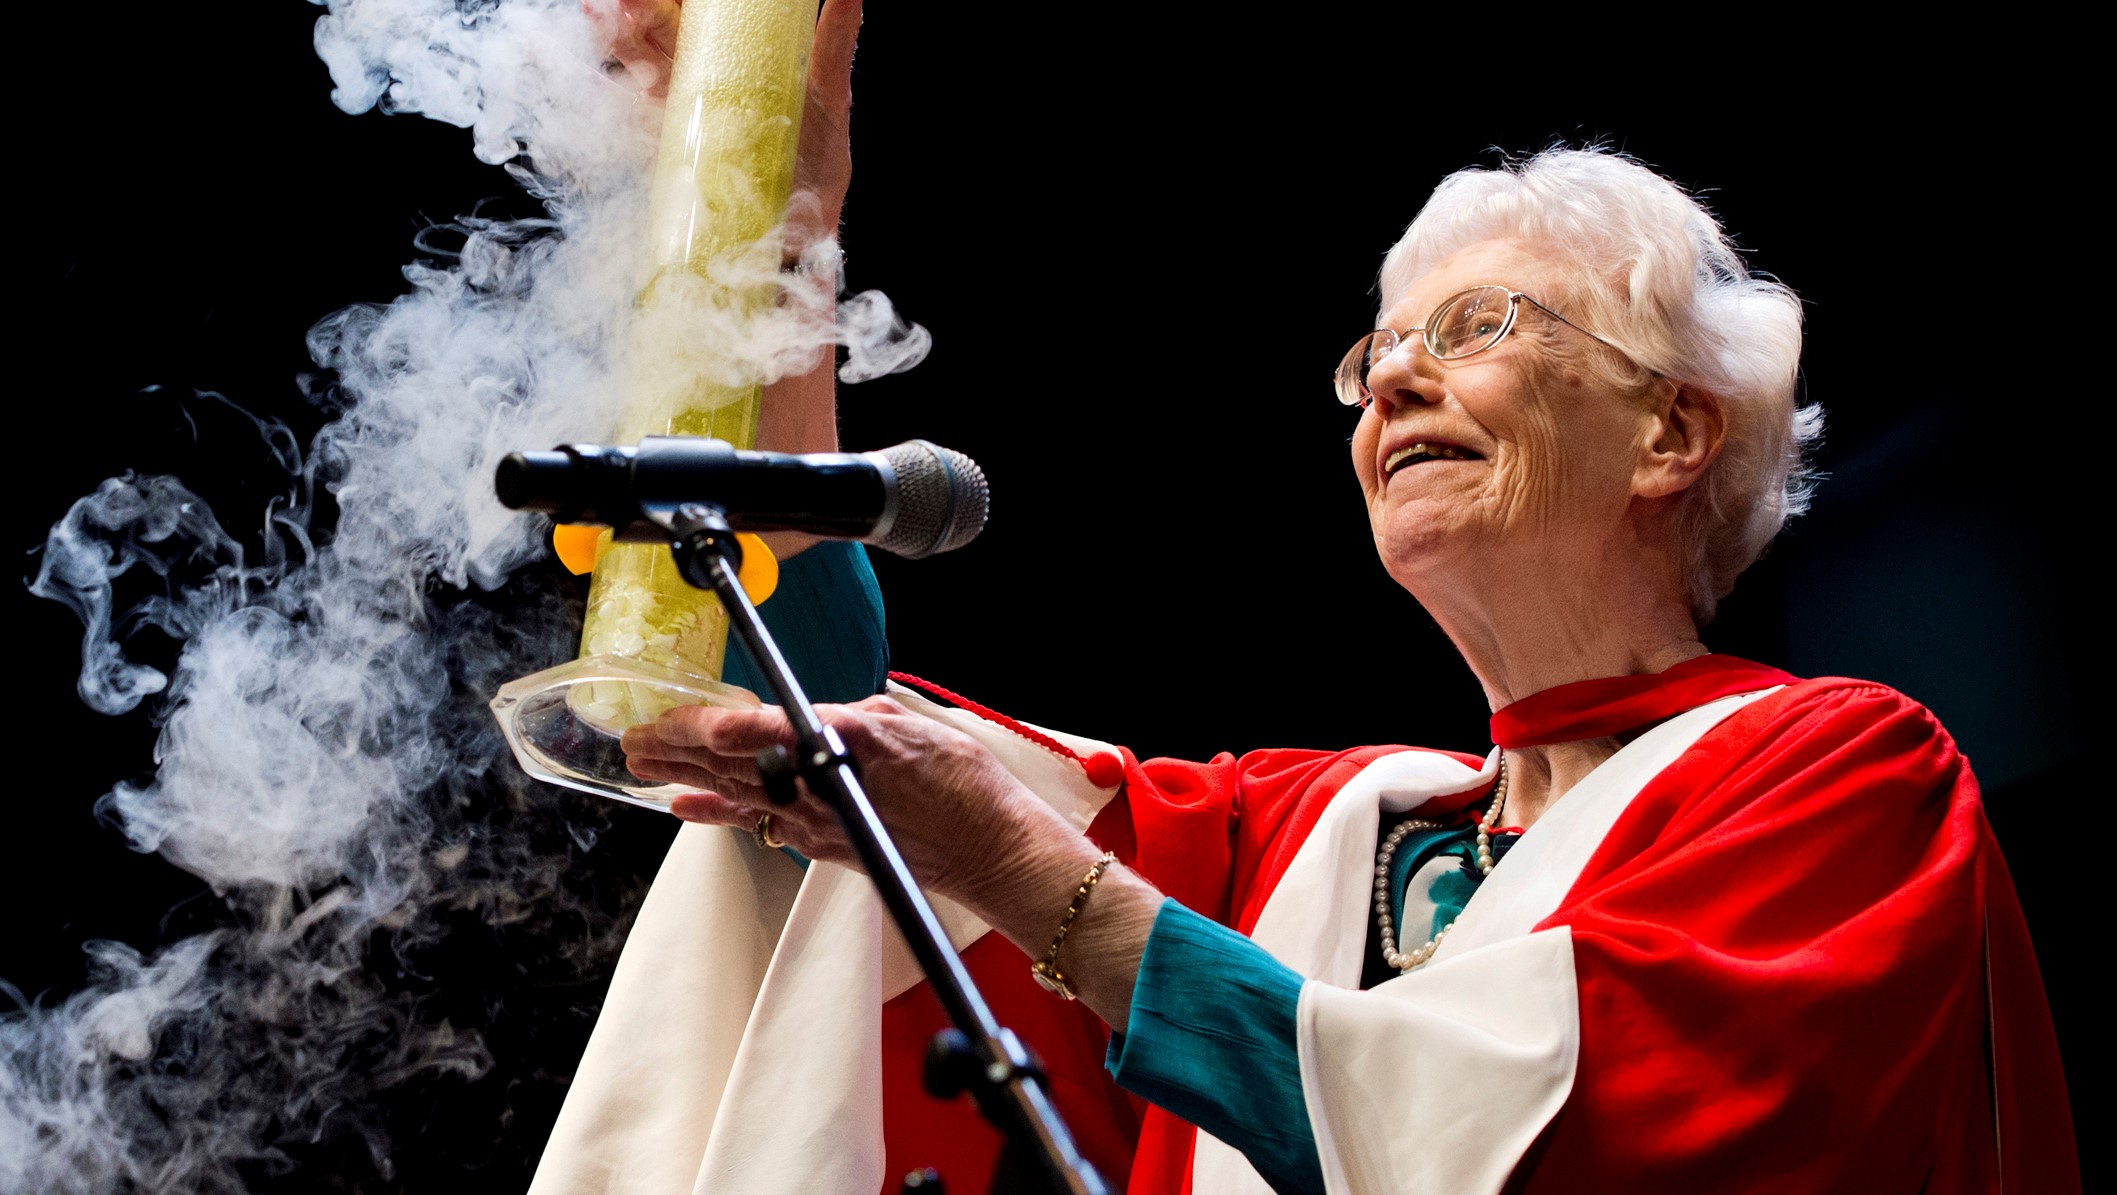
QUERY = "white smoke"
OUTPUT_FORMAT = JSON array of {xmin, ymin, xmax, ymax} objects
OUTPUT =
[{"xmin": 3, "ymin": 2, "xmax": 926, "ymax": 1191}]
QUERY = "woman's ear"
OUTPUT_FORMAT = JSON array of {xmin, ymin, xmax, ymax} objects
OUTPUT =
[{"xmin": 1634, "ymin": 380, "xmax": 1726, "ymax": 500}]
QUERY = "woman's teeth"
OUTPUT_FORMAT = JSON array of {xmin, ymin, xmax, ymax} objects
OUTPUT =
[{"xmin": 1385, "ymin": 442, "xmax": 1478, "ymax": 473}]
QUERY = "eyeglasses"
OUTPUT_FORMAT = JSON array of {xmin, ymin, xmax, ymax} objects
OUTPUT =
[{"xmin": 1334, "ymin": 284, "xmax": 1630, "ymax": 408}]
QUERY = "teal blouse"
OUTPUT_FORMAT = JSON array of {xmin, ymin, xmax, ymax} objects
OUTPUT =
[
  {"xmin": 1107, "ymin": 823, "xmax": 1519, "ymax": 1195},
  {"xmin": 721, "ymin": 540, "xmax": 888, "ymax": 704}
]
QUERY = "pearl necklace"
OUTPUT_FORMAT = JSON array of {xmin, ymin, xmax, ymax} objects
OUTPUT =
[{"xmin": 1374, "ymin": 753, "xmax": 1509, "ymax": 972}]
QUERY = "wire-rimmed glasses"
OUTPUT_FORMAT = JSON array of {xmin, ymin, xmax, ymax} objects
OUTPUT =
[{"xmin": 1334, "ymin": 285, "xmax": 1628, "ymax": 408}]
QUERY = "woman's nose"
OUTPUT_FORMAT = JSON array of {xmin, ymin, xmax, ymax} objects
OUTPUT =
[{"xmin": 1364, "ymin": 337, "xmax": 1443, "ymax": 414}]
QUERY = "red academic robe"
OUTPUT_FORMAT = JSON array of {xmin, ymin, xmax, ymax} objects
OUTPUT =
[{"xmin": 874, "ymin": 678, "xmax": 2077, "ymax": 1193}]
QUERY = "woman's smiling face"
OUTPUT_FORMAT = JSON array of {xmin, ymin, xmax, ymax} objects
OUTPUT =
[{"xmin": 1351, "ymin": 238, "xmax": 1657, "ymax": 592}]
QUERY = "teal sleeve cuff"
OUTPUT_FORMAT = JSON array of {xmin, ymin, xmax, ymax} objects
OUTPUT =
[
  {"xmin": 723, "ymin": 540, "xmax": 888, "ymax": 705},
  {"xmin": 1106, "ymin": 900, "xmax": 1324, "ymax": 1195}
]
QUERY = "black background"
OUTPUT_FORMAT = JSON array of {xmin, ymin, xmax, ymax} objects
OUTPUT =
[{"xmin": 12, "ymin": 5, "xmax": 2090, "ymax": 1190}]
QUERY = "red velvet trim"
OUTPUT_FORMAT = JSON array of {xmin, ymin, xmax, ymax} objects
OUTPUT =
[
  {"xmin": 1488, "ymin": 654, "xmax": 1795, "ymax": 748},
  {"xmin": 889, "ymin": 671, "xmax": 1123, "ymax": 788}
]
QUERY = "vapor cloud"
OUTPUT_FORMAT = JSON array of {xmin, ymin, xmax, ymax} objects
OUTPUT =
[{"xmin": 5, "ymin": 2, "xmax": 926, "ymax": 1190}]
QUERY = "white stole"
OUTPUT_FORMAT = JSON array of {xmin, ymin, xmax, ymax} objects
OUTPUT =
[{"xmin": 527, "ymin": 683, "xmax": 1121, "ymax": 1195}]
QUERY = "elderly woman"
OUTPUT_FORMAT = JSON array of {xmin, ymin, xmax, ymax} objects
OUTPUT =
[
  {"xmin": 544, "ymin": 7, "xmax": 2075, "ymax": 1193},
  {"xmin": 601, "ymin": 146, "xmax": 2079, "ymax": 1195}
]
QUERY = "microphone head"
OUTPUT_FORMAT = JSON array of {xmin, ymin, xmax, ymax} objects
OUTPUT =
[{"xmin": 875, "ymin": 440, "xmax": 988, "ymax": 558}]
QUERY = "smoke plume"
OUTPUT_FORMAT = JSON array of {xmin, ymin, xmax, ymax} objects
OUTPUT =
[{"xmin": 3, "ymin": 2, "xmax": 925, "ymax": 1190}]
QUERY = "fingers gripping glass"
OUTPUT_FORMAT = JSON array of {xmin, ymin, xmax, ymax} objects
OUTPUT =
[{"xmin": 1334, "ymin": 285, "xmax": 1623, "ymax": 408}]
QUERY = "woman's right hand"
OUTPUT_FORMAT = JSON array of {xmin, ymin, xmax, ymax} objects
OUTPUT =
[{"xmin": 600, "ymin": 0, "xmax": 681, "ymax": 88}]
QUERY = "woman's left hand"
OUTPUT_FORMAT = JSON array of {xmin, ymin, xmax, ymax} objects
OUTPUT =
[
  {"xmin": 626, "ymin": 695, "xmax": 1164, "ymax": 1028},
  {"xmin": 621, "ymin": 695, "xmax": 1097, "ymax": 905}
]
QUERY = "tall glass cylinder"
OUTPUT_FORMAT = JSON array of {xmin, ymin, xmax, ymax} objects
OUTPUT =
[
  {"xmin": 582, "ymin": 0, "xmax": 815, "ymax": 689},
  {"xmin": 493, "ymin": 0, "xmax": 815, "ymax": 809}
]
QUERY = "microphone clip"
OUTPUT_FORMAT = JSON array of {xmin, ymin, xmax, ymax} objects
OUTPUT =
[
  {"xmin": 665, "ymin": 501, "xmax": 745, "ymax": 591},
  {"xmin": 665, "ymin": 504, "xmax": 862, "ymax": 809}
]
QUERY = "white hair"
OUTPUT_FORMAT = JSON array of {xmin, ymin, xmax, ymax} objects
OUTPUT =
[{"xmin": 1379, "ymin": 148, "xmax": 1820, "ymax": 624}]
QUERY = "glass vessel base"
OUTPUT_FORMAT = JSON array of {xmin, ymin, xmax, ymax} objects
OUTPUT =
[{"xmin": 491, "ymin": 653, "xmax": 760, "ymax": 812}]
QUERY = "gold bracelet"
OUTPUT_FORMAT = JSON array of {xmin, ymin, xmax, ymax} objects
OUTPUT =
[{"xmin": 1030, "ymin": 852, "xmax": 1118, "ymax": 1000}]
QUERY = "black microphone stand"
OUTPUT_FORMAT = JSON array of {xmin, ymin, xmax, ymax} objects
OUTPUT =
[{"xmin": 661, "ymin": 503, "xmax": 1107, "ymax": 1195}]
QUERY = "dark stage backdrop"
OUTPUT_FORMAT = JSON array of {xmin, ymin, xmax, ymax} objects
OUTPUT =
[{"xmin": 11, "ymin": 6, "xmax": 2087, "ymax": 1192}]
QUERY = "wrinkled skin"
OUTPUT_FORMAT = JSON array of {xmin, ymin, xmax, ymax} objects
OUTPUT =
[
  {"xmin": 624, "ymin": 695, "xmax": 1061, "ymax": 903},
  {"xmin": 1352, "ymin": 239, "xmax": 1660, "ymax": 598}
]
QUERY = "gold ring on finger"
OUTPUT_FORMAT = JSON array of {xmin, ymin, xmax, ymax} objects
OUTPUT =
[{"xmin": 753, "ymin": 812, "xmax": 786, "ymax": 850}]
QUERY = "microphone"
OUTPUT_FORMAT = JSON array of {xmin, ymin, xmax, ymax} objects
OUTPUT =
[{"xmin": 495, "ymin": 437, "xmax": 989, "ymax": 559}]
